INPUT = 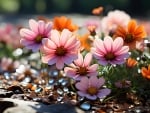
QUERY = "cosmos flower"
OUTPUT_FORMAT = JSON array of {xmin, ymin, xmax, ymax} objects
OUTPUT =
[
  {"xmin": 114, "ymin": 20, "xmax": 147, "ymax": 50},
  {"xmin": 92, "ymin": 6, "xmax": 103, "ymax": 15},
  {"xmin": 0, "ymin": 24, "xmax": 22, "ymax": 49},
  {"xmin": 41, "ymin": 29, "xmax": 80, "ymax": 70},
  {"xmin": 101, "ymin": 10, "xmax": 130, "ymax": 36},
  {"xmin": 0, "ymin": 57, "xmax": 20, "ymax": 72},
  {"xmin": 126, "ymin": 57, "xmax": 137, "ymax": 68},
  {"xmin": 20, "ymin": 19, "xmax": 53, "ymax": 52},
  {"xmin": 75, "ymin": 76, "xmax": 111, "ymax": 100},
  {"xmin": 141, "ymin": 65, "xmax": 150, "ymax": 79},
  {"xmin": 64, "ymin": 53, "xmax": 98, "ymax": 81},
  {"xmin": 91, "ymin": 36, "xmax": 129, "ymax": 66},
  {"xmin": 53, "ymin": 16, "xmax": 78, "ymax": 32},
  {"xmin": 115, "ymin": 80, "xmax": 131, "ymax": 88}
]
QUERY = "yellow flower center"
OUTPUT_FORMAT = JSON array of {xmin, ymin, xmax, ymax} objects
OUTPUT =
[
  {"xmin": 87, "ymin": 86, "xmax": 98, "ymax": 95},
  {"xmin": 105, "ymin": 52, "xmax": 115, "ymax": 60},
  {"xmin": 55, "ymin": 46, "xmax": 67, "ymax": 56},
  {"xmin": 77, "ymin": 67, "xmax": 88, "ymax": 76},
  {"xmin": 125, "ymin": 34, "xmax": 134, "ymax": 43},
  {"xmin": 35, "ymin": 35, "xmax": 45, "ymax": 43}
]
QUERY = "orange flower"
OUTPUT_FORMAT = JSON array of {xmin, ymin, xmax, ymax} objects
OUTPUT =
[
  {"xmin": 92, "ymin": 6, "xmax": 103, "ymax": 15},
  {"xmin": 114, "ymin": 20, "xmax": 147, "ymax": 50},
  {"xmin": 141, "ymin": 65, "xmax": 150, "ymax": 79},
  {"xmin": 53, "ymin": 16, "xmax": 78, "ymax": 32},
  {"xmin": 126, "ymin": 57, "xmax": 137, "ymax": 68},
  {"xmin": 78, "ymin": 34, "xmax": 93, "ymax": 51}
]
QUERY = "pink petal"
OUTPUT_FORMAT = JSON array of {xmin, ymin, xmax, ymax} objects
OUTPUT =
[
  {"xmin": 93, "ymin": 38, "xmax": 106, "ymax": 54},
  {"xmin": 26, "ymin": 44, "xmax": 41, "ymax": 52},
  {"xmin": 97, "ymin": 89, "xmax": 111, "ymax": 98},
  {"xmin": 42, "ymin": 38, "xmax": 56, "ymax": 49},
  {"xmin": 103, "ymin": 36, "xmax": 113, "ymax": 52},
  {"xmin": 29, "ymin": 19, "xmax": 38, "ymax": 33},
  {"xmin": 50, "ymin": 30, "xmax": 60, "ymax": 46},
  {"xmin": 60, "ymin": 29, "xmax": 72, "ymax": 45},
  {"xmin": 75, "ymin": 77, "xmax": 89, "ymax": 91},
  {"xmin": 88, "ymin": 64, "xmax": 98, "ymax": 72},
  {"xmin": 83, "ymin": 53, "xmax": 92, "ymax": 67},
  {"xmin": 64, "ymin": 35, "xmax": 78, "ymax": 48},
  {"xmin": 98, "ymin": 59, "xmax": 108, "ymax": 66},
  {"xmin": 56, "ymin": 58, "xmax": 64, "ymax": 69},
  {"xmin": 47, "ymin": 56, "xmax": 58, "ymax": 65},
  {"xmin": 110, "ymin": 59, "xmax": 125, "ymax": 65},
  {"xmin": 38, "ymin": 20, "xmax": 45, "ymax": 34},
  {"xmin": 89, "ymin": 76, "xmax": 105, "ymax": 88},
  {"xmin": 20, "ymin": 29, "xmax": 36, "ymax": 40},
  {"xmin": 42, "ymin": 54, "xmax": 54, "ymax": 63},
  {"xmin": 44, "ymin": 22, "xmax": 53, "ymax": 35},
  {"xmin": 74, "ymin": 53, "xmax": 83, "ymax": 66},
  {"xmin": 77, "ymin": 91, "xmax": 87, "ymax": 97},
  {"xmin": 62, "ymin": 55, "xmax": 76, "ymax": 65},
  {"xmin": 64, "ymin": 67, "xmax": 77, "ymax": 78},
  {"xmin": 112, "ymin": 37, "xmax": 123, "ymax": 52},
  {"xmin": 86, "ymin": 94, "xmax": 97, "ymax": 100},
  {"xmin": 115, "ymin": 46, "xmax": 129, "ymax": 55},
  {"xmin": 20, "ymin": 39, "xmax": 34, "ymax": 46}
]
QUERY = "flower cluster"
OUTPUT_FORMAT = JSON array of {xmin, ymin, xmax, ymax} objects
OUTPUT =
[{"xmin": 1, "ymin": 8, "xmax": 150, "ymax": 105}]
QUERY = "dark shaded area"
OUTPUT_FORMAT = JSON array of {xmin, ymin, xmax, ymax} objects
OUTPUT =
[
  {"xmin": 0, "ymin": 0, "xmax": 150, "ymax": 17},
  {"xmin": 0, "ymin": 101, "xmax": 15, "ymax": 113}
]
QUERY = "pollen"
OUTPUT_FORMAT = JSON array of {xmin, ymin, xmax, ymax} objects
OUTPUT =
[
  {"xmin": 125, "ymin": 34, "xmax": 134, "ymax": 43},
  {"xmin": 55, "ymin": 46, "xmax": 67, "ymax": 56},
  {"xmin": 77, "ymin": 67, "xmax": 88, "ymax": 75},
  {"xmin": 87, "ymin": 86, "xmax": 98, "ymax": 95},
  {"xmin": 105, "ymin": 52, "xmax": 116, "ymax": 60},
  {"xmin": 35, "ymin": 35, "xmax": 45, "ymax": 43}
]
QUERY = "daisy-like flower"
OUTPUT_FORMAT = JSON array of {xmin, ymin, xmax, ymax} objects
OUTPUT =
[
  {"xmin": 41, "ymin": 29, "xmax": 80, "ymax": 70},
  {"xmin": 115, "ymin": 80, "xmax": 131, "ymax": 88},
  {"xmin": 64, "ymin": 53, "xmax": 98, "ymax": 81},
  {"xmin": 141, "ymin": 65, "xmax": 150, "ymax": 79},
  {"xmin": 75, "ymin": 76, "xmax": 111, "ymax": 100},
  {"xmin": 126, "ymin": 57, "xmax": 137, "ymax": 68},
  {"xmin": 91, "ymin": 36, "xmax": 129, "ymax": 66},
  {"xmin": 101, "ymin": 10, "xmax": 130, "ymax": 36},
  {"xmin": 0, "ymin": 57, "xmax": 20, "ymax": 72},
  {"xmin": 92, "ymin": 6, "xmax": 103, "ymax": 15},
  {"xmin": 20, "ymin": 19, "xmax": 53, "ymax": 52},
  {"xmin": 114, "ymin": 20, "xmax": 147, "ymax": 50},
  {"xmin": 53, "ymin": 16, "xmax": 78, "ymax": 32}
]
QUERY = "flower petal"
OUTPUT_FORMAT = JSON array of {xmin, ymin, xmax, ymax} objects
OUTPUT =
[
  {"xmin": 29, "ymin": 19, "xmax": 38, "ymax": 33},
  {"xmin": 97, "ymin": 89, "xmax": 111, "ymax": 98},
  {"xmin": 84, "ymin": 53, "xmax": 92, "ymax": 67}
]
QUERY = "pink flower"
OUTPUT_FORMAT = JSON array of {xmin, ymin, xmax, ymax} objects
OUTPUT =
[
  {"xmin": 0, "ymin": 57, "xmax": 20, "ymax": 72},
  {"xmin": 64, "ymin": 53, "xmax": 98, "ymax": 80},
  {"xmin": 101, "ymin": 10, "xmax": 130, "ymax": 35},
  {"xmin": 0, "ymin": 24, "xmax": 22, "ymax": 49},
  {"xmin": 91, "ymin": 36, "xmax": 129, "ymax": 66},
  {"xmin": 41, "ymin": 29, "xmax": 80, "ymax": 70},
  {"xmin": 20, "ymin": 19, "xmax": 53, "ymax": 52},
  {"xmin": 75, "ymin": 76, "xmax": 111, "ymax": 100},
  {"xmin": 115, "ymin": 80, "xmax": 131, "ymax": 88}
]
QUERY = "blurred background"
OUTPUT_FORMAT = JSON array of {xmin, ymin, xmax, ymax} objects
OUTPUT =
[{"xmin": 0, "ymin": 0, "xmax": 150, "ymax": 17}]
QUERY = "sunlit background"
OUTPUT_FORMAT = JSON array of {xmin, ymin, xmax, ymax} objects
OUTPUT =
[{"xmin": 0, "ymin": 0, "xmax": 150, "ymax": 17}]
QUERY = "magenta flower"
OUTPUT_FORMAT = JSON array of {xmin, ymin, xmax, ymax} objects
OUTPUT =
[
  {"xmin": 41, "ymin": 29, "xmax": 80, "ymax": 69},
  {"xmin": 75, "ymin": 76, "xmax": 111, "ymax": 100},
  {"xmin": 20, "ymin": 19, "xmax": 53, "ymax": 52},
  {"xmin": 64, "ymin": 53, "xmax": 98, "ymax": 80},
  {"xmin": 91, "ymin": 36, "xmax": 129, "ymax": 66}
]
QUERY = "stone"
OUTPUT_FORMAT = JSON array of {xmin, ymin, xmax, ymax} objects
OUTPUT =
[{"xmin": 1, "ymin": 98, "xmax": 86, "ymax": 113}]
